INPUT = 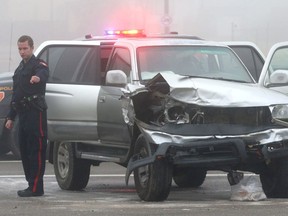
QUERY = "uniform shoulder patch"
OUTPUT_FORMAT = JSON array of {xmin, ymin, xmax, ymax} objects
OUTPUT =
[{"xmin": 0, "ymin": 91, "xmax": 5, "ymax": 102}]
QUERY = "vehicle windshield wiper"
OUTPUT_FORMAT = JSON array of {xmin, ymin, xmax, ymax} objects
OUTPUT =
[
  {"xmin": 178, "ymin": 75, "xmax": 205, "ymax": 80},
  {"xmin": 179, "ymin": 75, "xmax": 251, "ymax": 83},
  {"xmin": 209, "ymin": 77, "xmax": 251, "ymax": 83}
]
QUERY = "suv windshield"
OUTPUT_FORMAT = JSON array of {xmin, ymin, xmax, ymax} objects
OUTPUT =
[{"xmin": 137, "ymin": 46, "xmax": 254, "ymax": 83}]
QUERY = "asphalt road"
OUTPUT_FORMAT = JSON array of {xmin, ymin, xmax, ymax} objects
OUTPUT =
[{"xmin": 0, "ymin": 156, "xmax": 288, "ymax": 216}]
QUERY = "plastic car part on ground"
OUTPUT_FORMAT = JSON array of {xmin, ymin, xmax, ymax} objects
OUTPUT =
[{"xmin": 230, "ymin": 175, "xmax": 267, "ymax": 201}]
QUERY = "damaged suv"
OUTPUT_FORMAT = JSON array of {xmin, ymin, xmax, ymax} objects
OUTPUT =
[
  {"xmin": 1, "ymin": 36, "xmax": 288, "ymax": 201},
  {"xmin": 108, "ymin": 39, "xmax": 288, "ymax": 201}
]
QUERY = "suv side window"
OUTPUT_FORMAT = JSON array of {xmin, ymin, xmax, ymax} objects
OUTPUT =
[
  {"xmin": 230, "ymin": 46, "xmax": 264, "ymax": 81},
  {"xmin": 107, "ymin": 47, "xmax": 131, "ymax": 79},
  {"xmin": 38, "ymin": 45, "xmax": 101, "ymax": 85}
]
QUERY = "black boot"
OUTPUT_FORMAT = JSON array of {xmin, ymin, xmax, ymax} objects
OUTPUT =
[{"xmin": 17, "ymin": 187, "xmax": 44, "ymax": 197}]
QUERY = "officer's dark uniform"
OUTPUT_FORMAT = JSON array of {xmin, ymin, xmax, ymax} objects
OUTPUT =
[{"xmin": 7, "ymin": 55, "xmax": 49, "ymax": 195}]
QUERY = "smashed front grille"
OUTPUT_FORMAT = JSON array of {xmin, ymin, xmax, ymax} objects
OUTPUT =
[{"xmin": 134, "ymin": 91, "xmax": 272, "ymax": 127}]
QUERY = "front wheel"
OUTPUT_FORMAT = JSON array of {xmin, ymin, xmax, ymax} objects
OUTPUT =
[
  {"xmin": 260, "ymin": 158, "xmax": 288, "ymax": 198},
  {"xmin": 53, "ymin": 142, "xmax": 91, "ymax": 190},
  {"xmin": 133, "ymin": 134, "xmax": 172, "ymax": 201}
]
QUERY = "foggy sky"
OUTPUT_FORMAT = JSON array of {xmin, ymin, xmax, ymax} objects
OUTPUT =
[{"xmin": 1, "ymin": 0, "xmax": 288, "ymax": 72}]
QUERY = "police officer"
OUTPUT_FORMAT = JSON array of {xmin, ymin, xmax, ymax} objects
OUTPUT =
[{"xmin": 5, "ymin": 35, "xmax": 49, "ymax": 197}]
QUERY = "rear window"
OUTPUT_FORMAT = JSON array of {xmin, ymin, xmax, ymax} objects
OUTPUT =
[{"xmin": 38, "ymin": 45, "xmax": 102, "ymax": 85}]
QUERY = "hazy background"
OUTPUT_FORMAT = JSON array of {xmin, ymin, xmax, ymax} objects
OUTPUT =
[{"xmin": 1, "ymin": 0, "xmax": 287, "ymax": 73}]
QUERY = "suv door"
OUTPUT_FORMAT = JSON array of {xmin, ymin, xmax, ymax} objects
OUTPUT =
[
  {"xmin": 258, "ymin": 42, "xmax": 288, "ymax": 95},
  {"xmin": 97, "ymin": 46, "xmax": 132, "ymax": 148},
  {"xmin": 35, "ymin": 41, "xmax": 102, "ymax": 142}
]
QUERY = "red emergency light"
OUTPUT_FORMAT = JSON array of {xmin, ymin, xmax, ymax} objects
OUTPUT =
[{"xmin": 105, "ymin": 29, "xmax": 145, "ymax": 37}]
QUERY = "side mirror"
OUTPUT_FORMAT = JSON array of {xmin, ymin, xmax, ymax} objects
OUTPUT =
[
  {"xmin": 270, "ymin": 69, "xmax": 288, "ymax": 84},
  {"xmin": 105, "ymin": 70, "xmax": 127, "ymax": 86}
]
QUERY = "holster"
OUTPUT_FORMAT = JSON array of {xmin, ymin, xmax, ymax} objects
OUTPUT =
[{"xmin": 30, "ymin": 96, "xmax": 48, "ymax": 112}]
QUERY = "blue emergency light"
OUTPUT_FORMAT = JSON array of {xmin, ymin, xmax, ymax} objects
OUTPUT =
[{"xmin": 104, "ymin": 29, "xmax": 145, "ymax": 37}]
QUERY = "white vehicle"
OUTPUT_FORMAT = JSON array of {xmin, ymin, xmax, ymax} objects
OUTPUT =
[{"xmin": 259, "ymin": 42, "xmax": 288, "ymax": 95}]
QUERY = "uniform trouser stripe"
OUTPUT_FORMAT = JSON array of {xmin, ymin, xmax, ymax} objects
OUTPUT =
[
  {"xmin": 32, "ymin": 112, "xmax": 44, "ymax": 193},
  {"xmin": 39, "ymin": 112, "xmax": 44, "ymax": 137}
]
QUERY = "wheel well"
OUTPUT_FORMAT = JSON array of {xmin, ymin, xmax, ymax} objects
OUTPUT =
[
  {"xmin": 132, "ymin": 125, "xmax": 141, "ymax": 148},
  {"xmin": 48, "ymin": 141, "xmax": 81, "ymax": 164},
  {"xmin": 123, "ymin": 125, "xmax": 141, "ymax": 164}
]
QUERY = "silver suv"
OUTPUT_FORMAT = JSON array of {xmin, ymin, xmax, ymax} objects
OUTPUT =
[{"xmin": 1, "ymin": 36, "xmax": 288, "ymax": 201}]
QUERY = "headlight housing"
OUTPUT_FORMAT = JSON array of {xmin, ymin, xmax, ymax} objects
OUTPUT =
[{"xmin": 271, "ymin": 105, "xmax": 288, "ymax": 120}]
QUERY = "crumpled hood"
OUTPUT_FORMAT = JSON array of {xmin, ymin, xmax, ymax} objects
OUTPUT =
[{"xmin": 146, "ymin": 73, "xmax": 288, "ymax": 107}]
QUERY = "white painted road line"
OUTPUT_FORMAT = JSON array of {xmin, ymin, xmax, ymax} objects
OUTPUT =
[{"xmin": 0, "ymin": 173, "xmax": 234, "ymax": 178}]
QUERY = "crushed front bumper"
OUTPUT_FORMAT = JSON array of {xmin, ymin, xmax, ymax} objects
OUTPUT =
[{"xmin": 125, "ymin": 136, "xmax": 288, "ymax": 185}]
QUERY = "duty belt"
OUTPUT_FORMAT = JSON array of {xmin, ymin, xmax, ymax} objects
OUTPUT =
[
  {"xmin": 12, "ymin": 95, "xmax": 46, "ymax": 112},
  {"xmin": 24, "ymin": 95, "xmax": 44, "ymax": 102}
]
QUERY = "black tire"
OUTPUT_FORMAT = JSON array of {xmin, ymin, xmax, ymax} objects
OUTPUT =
[
  {"xmin": 260, "ymin": 158, "xmax": 288, "ymax": 198},
  {"xmin": 173, "ymin": 168, "xmax": 207, "ymax": 188},
  {"xmin": 133, "ymin": 134, "xmax": 172, "ymax": 201},
  {"xmin": 53, "ymin": 142, "xmax": 91, "ymax": 190}
]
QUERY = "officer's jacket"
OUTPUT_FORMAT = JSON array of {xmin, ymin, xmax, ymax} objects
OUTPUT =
[{"xmin": 7, "ymin": 55, "xmax": 49, "ymax": 120}]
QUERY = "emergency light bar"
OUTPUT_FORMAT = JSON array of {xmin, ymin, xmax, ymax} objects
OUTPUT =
[{"xmin": 104, "ymin": 29, "xmax": 145, "ymax": 37}]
